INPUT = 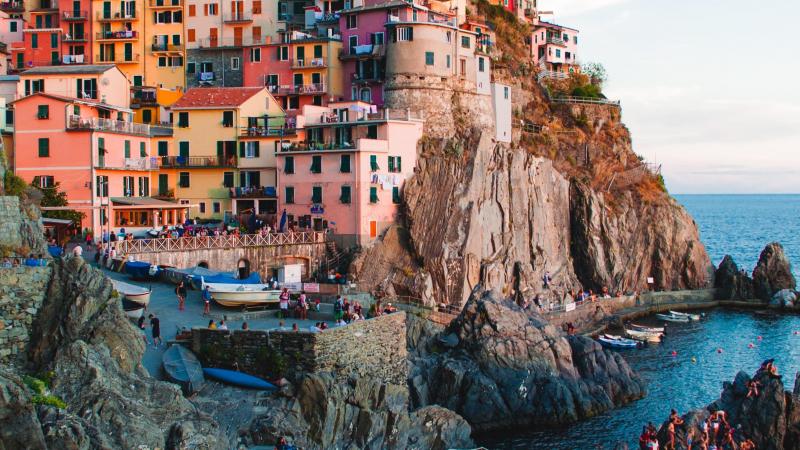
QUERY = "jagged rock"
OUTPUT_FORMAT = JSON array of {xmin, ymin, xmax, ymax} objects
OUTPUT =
[
  {"xmin": 248, "ymin": 373, "xmax": 473, "ymax": 450},
  {"xmin": 753, "ymin": 243, "xmax": 796, "ymax": 302},
  {"xmin": 408, "ymin": 289, "xmax": 646, "ymax": 432},
  {"xmin": 714, "ymin": 255, "xmax": 755, "ymax": 300},
  {"xmin": 0, "ymin": 370, "xmax": 47, "ymax": 449},
  {"xmin": 770, "ymin": 289, "xmax": 797, "ymax": 309}
]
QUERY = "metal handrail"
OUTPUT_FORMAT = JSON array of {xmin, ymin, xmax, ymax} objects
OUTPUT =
[{"xmin": 552, "ymin": 96, "xmax": 620, "ymax": 106}]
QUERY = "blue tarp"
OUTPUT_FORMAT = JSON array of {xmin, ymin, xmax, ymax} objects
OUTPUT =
[
  {"xmin": 200, "ymin": 271, "xmax": 261, "ymax": 284},
  {"xmin": 47, "ymin": 245, "xmax": 63, "ymax": 257}
]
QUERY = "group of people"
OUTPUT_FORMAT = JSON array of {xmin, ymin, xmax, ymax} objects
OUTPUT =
[
  {"xmin": 1, "ymin": 254, "xmax": 48, "ymax": 268},
  {"xmin": 137, "ymin": 313, "xmax": 162, "ymax": 347},
  {"xmin": 332, "ymin": 295, "xmax": 367, "ymax": 322}
]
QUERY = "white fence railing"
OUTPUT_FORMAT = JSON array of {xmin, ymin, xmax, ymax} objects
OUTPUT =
[
  {"xmin": 551, "ymin": 96, "xmax": 621, "ymax": 107},
  {"xmin": 67, "ymin": 115, "xmax": 151, "ymax": 135},
  {"xmin": 117, "ymin": 231, "xmax": 326, "ymax": 254}
]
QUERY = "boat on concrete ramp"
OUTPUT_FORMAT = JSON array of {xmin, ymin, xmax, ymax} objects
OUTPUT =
[
  {"xmin": 162, "ymin": 345, "xmax": 205, "ymax": 396},
  {"xmin": 201, "ymin": 278, "xmax": 281, "ymax": 308},
  {"xmin": 111, "ymin": 279, "xmax": 151, "ymax": 307}
]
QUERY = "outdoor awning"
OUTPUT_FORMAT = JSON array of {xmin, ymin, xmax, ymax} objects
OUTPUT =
[
  {"xmin": 110, "ymin": 197, "xmax": 190, "ymax": 209},
  {"xmin": 42, "ymin": 217, "xmax": 74, "ymax": 225}
]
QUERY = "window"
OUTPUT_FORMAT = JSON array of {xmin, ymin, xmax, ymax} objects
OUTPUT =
[
  {"xmin": 140, "ymin": 108, "xmax": 152, "ymax": 124},
  {"xmin": 38, "ymin": 138, "xmax": 49, "ymax": 157},
  {"xmin": 223, "ymin": 171, "xmax": 234, "ymax": 187},
  {"xmin": 122, "ymin": 140, "xmax": 130, "ymax": 158},
  {"xmin": 199, "ymin": 202, "xmax": 206, "ymax": 213},
  {"xmin": 574, "ymin": 36, "xmax": 578, "ymax": 44},
  {"xmin": 563, "ymin": 33, "xmax": 569, "ymax": 42},
  {"xmin": 310, "ymin": 155, "xmax": 322, "ymax": 173},
  {"xmin": 313, "ymin": 44, "xmax": 322, "ymax": 58},
  {"xmin": 179, "ymin": 141, "xmax": 189, "ymax": 157},
  {"xmin": 277, "ymin": 46, "xmax": 288, "ymax": 61},
  {"xmin": 140, "ymin": 142, "xmax": 146, "ymax": 157},
  {"xmin": 122, "ymin": 176, "xmax": 134, "ymax": 196},
  {"xmin": 367, "ymin": 125, "xmax": 377, "ymax": 139},
  {"xmin": 231, "ymin": 56, "xmax": 240, "ymax": 70},
  {"xmin": 446, "ymin": 54, "xmax": 451, "ymax": 68},
  {"xmin": 187, "ymin": 28, "xmax": 196, "ymax": 42},
  {"xmin": 137, "ymin": 176, "xmax": 150, "ymax": 196},
  {"xmin": 252, "ymin": 0, "xmax": 261, "ymax": 13},
  {"xmin": 460, "ymin": 58, "xmax": 466, "ymax": 76},
  {"xmin": 284, "ymin": 156, "xmax": 294, "ymax": 174},
  {"xmin": 50, "ymin": 33, "xmax": 58, "ymax": 48},
  {"xmin": 371, "ymin": 32, "xmax": 384, "ymax": 45},
  {"xmin": 340, "ymin": 185, "xmax": 351, "ymax": 204},
  {"xmin": 340, "ymin": 154, "xmax": 351, "ymax": 173},
  {"xmin": 188, "ymin": 4, "xmax": 195, "ymax": 15},
  {"xmin": 213, "ymin": 202, "xmax": 220, "ymax": 213},
  {"xmin": 369, "ymin": 186, "xmax": 378, "ymax": 203},
  {"xmin": 311, "ymin": 186, "xmax": 322, "ymax": 203},
  {"xmin": 446, "ymin": 31, "xmax": 451, "ymax": 43},
  {"xmin": 159, "ymin": 57, "xmax": 168, "ymax": 68},
  {"xmin": 288, "ymin": 96, "xmax": 299, "ymax": 110},
  {"xmin": 208, "ymin": 3, "xmax": 218, "ymax": 15},
  {"xmin": 222, "ymin": 110, "xmax": 233, "ymax": 127},
  {"xmin": 157, "ymin": 141, "xmax": 168, "ymax": 156},
  {"xmin": 186, "ymin": 62, "xmax": 196, "ymax": 74},
  {"xmin": 388, "ymin": 156, "xmax": 402, "ymax": 172},
  {"xmin": 285, "ymin": 186, "xmax": 295, "ymax": 204},
  {"xmin": 425, "ymin": 51, "xmax": 434, "ymax": 66},
  {"xmin": 504, "ymin": 86, "xmax": 509, "ymax": 100},
  {"xmin": 395, "ymin": 27, "xmax": 412, "ymax": 41},
  {"xmin": 369, "ymin": 154, "xmax": 379, "ymax": 171},
  {"xmin": 461, "ymin": 36, "xmax": 470, "ymax": 48},
  {"xmin": 249, "ymin": 47, "xmax": 261, "ymax": 62},
  {"xmin": 265, "ymin": 74, "xmax": 278, "ymax": 88},
  {"xmin": 37, "ymin": 105, "xmax": 49, "ymax": 119},
  {"xmin": 10, "ymin": 21, "xmax": 16, "ymax": 32},
  {"xmin": 35, "ymin": 175, "xmax": 54, "ymax": 188},
  {"xmin": 96, "ymin": 175, "xmax": 109, "ymax": 197},
  {"xmin": 177, "ymin": 111, "xmax": 189, "ymax": 127},
  {"xmin": 31, "ymin": 34, "xmax": 38, "ymax": 48},
  {"xmin": 348, "ymin": 35, "xmax": 357, "ymax": 53},
  {"xmin": 555, "ymin": 49, "xmax": 561, "ymax": 58},
  {"xmin": 241, "ymin": 141, "xmax": 259, "ymax": 158},
  {"xmin": 478, "ymin": 56, "xmax": 485, "ymax": 72},
  {"xmin": 392, "ymin": 186, "xmax": 400, "ymax": 204},
  {"xmin": 346, "ymin": 14, "xmax": 356, "ymax": 29},
  {"xmin": 178, "ymin": 172, "xmax": 190, "ymax": 187}
]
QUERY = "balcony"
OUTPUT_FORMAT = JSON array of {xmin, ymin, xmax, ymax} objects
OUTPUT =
[
  {"xmin": 197, "ymin": 72, "xmax": 215, "ymax": 83},
  {"xmin": 223, "ymin": 11, "xmax": 252, "ymax": 23},
  {"xmin": 0, "ymin": 1, "xmax": 23, "ymax": 12},
  {"xmin": 351, "ymin": 72, "xmax": 383, "ymax": 84},
  {"xmin": 33, "ymin": 0, "xmax": 56, "ymax": 10},
  {"xmin": 267, "ymin": 83, "xmax": 326, "ymax": 96},
  {"xmin": 302, "ymin": 107, "xmax": 421, "ymax": 126},
  {"xmin": 96, "ymin": 157, "xmax": 159, "ymax": 170},
  {"xmin": 67, "ymin": 115, "xmax": 151, "ymax": 136},
  {"xmin": 95, "ymin": 53, "xmax": 140, "ymax": 63},
  {"xmin": 290, "ymin": 57, "xmax": 327, "ymax": 69},
  {"xmin": 279, "ymin": 138, "xmax": 389, "ymax": 154},
  {"xmin": 158, "ymin": 155, "xmax": 236, "ymax": 168},
  {"xmin": 546, "ymin": 36, "xmax": 567, "ymax": 46},
  {"xmin": 130, "ymin": 86, "xmax": 157, "ymax": 107},
  {"xmin": 196, "ymin": 35, "xmax": 266, "ymax": 48},
  {"xmin": 230, "ymin": 186, "xmax": 277, "ymax": 199},
  {"xmin": 28, "ymin": 16, "xmax": 60, "ymax": 29},
  {"xmin": 239, "ymin": 126, "xmax": 296, "ymax": 137},
  {"xmin": 151, "ymin": 42, "xmax": 183, "ymax": 52},
  {"xmin": 149, "ymin": 0, "xmax": 182, "ymax": 8},
  {"xmin": 61, "ymin": 54, "xmax": 87, "ymax": 64},
  {"xmin": 96, "ymin": 12, "xmax": 137, "ymax": 21},
  {"xmin": 96, "ymin": 30, "xmax": 138, "ymax": 41},
  {"xmin": 340, "ymin": 44, "xmax": 385, "ymax": 61},
  {"xmin": 62, "ymin": 10, "xmax": 87, "ymax": 20},
  {"xmin": 62, "ymin": 33, "xmax": 88, "ymax": 43}
]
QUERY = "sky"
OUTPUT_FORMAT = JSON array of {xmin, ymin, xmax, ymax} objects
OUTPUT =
[{"xmin": 540, "ymin": 0, "xmax": 800, "ymax": 193}]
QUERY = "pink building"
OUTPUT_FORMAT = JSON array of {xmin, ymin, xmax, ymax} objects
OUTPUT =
[
  {"xmin": 11, "ymin": 92, "xmax": 185, "ymax": 235},
  {"xmin": 275, "ymin": 100, "xmax": 423, "ymax": 246},
  {"xmin": 531, "ymin": 21, "xmax": 579, "ymax": 75}
]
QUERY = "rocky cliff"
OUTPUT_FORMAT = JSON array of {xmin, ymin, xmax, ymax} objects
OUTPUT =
[
  {"xmin": 714, "ymin": 242, "xmax": 796, "ymax": 304},
  {"xmin": 408, "ymin": 289, "xmax": 646, "ymax": 432}
]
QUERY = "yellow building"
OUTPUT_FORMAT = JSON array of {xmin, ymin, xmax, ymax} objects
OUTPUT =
[
  {"xmin": 91, "ymin": 0, "xmax": 146, "ymax": 84},
  {"xmin": 132, "ymin": 85, "xmax": 182, "ymax": 125},
  {"xmin": 168, "ymin": 86, "xmax": 286, "ymax": 220},
  {"xmin": 287, "ymin": 36, "xmax": 344, "ymax": 109},
  {"xmin": 143, "ymin": 0, "xmax": 185, "ymax": 89}
]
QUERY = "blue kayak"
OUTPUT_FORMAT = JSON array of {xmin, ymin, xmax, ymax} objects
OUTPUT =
[{"xmin": 202, "ymin": 368, "xmax": 276, "ymax": 390}]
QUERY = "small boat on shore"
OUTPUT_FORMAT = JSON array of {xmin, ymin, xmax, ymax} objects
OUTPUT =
[
  {"xmin": 669, "ymin": 310, "xmax": 702, "ymax": 321},
  {"xmin": 630, "ymin": 324, "xmax": 665, "ymax": 333},
  {"xmin": 598, "ymin": 334, "xmax": 640, "ymax": 349},
  {"xmin": 125, "ymin": 261, "xmax": 170, "ymax": 281},
  {"xmin": 201, "ymin": 279, "xmax": 281, "ymax": 308},
  {"xmin": 163, "ymin": 345, "xmax": 205, "ymax": 395},
  {"xmin": 656, "ymin": 313, "xmax": 690, "ymax": 323},
  {"xmin": 111, "ymin": 279, "xmax": 151, "ymax": 306},
  {"xmin": 121, "ymin": 298, "xmax": 145, "ymax": 320},
  {"xmin": 202, "ymin": 367, "xmax": 276, "ymax": 390},
  {"xmin": 625, "ymin": 328, "xmax": 663, "ymax": 343}
]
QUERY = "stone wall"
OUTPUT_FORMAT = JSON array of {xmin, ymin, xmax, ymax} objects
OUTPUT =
[
  {"xmin": 0, "ymin": 266, "xmax": 52, "ymax": 364},
  {"xmin": 190, "ymin": 312, "xmax": 408, "ymax": 385},
  {"xmin": 186, "ymin": 48, "xmax": 244, "ymax": 88}
]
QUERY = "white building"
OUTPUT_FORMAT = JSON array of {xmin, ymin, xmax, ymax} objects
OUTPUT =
[{"xmin": 491, "ymin": 83, "xmax": 512, "ymax": 143}]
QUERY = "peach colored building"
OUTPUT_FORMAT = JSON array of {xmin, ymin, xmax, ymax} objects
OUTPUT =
[
  {"xmin": 275, "ymin": 101, "xmax": 423, "ymax": 246},
  {"xmin": 17, "ymin": 64, "xmax": 130, "ymax": 106},
  {"xmin": 11, "ymin": 92, "xmax": 186, "ymax": 235},
  {"xmin": 532, "ymin": 21, "xmax": 579, "ymax": 75}
]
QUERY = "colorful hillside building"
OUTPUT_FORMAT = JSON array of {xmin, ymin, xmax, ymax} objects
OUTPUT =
[{"xmin": 531, "ymin": 21, "xmax": 579, "ymax": 77}]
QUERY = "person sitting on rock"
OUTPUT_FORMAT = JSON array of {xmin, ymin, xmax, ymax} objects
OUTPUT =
[
  {"xmin": 740, "ymin": 439, "xmax": 755, "ymax": 450},
  {"xmin": 669, "ymin": 409, "xmax": 684, "ymax": 426},
  {"xmin": 746, "ymin": 379, "xmax": 761, "ymax": 397},
  {"xmin": 638, "ymin": 426, "xmax": 650, "ymax": 450},
  {"xmin": 208, "ymin": 320, "xmax": 217, "ymax": 330}
]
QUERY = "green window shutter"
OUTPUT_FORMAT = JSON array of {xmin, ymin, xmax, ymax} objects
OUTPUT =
[
  {"xmin": 179, "ymin": 141, "xmax": 189, "ymax": 158},
  {"xmin": 216, "ymin": 141, "xmax": 223, "ymax": 159},
  {"xmin": 340, "ymin": 185, "xmax": 351, "ymax": 204},
  {"xmin": 392, "ymin": 186, "xmax": 401, "ymax": 204},
  {"xmin": 369, "ymin": 186, "xmax": 378, "ymax": 203},
  {"xmin": 140, "ymin": 142, "xmax": 146, "ymax": 157},
  {"xmin": 284, "ymin": 156, "xmax": 294, "ymax": 174},
  {"xmin": 387, "ymin": 156, "xmax": 394, "ymax": 172},
  {"xmin": 253, "ymin": 141, "xmax": 260, "ymax": 157},
  {"xmin": 223, "ymin": 172, "xmax": 233, "ymax": 188},
  {"xmin": 340, "ymin": 154, "xmax": 350, "ymax": 173},
  {"xmin": 311, "ymin": 155, "xmax": 321, "ymax": 173},
  {"xmin": 37, "ymin": 105, "xmax": 48, "ymax": 119},
  {"xmin": 222, "ymin": 110, "xmax": 233, "ymax": 127},
  {"xmin": 38, "ymin": 138, "xmax": 49, "ymax": 157},
  {"xmin": 157, "ymin": 141, "xmax": 168, "ymax": 156},
  {"xmin": 124, "ymin": 140, "xmax": 131, "ymax": 158},
  {"xmin": 142, "ymin": 109, "xmax": 152, "ymax": 123},
  {"xmin": 396, "ymin": 156, "xmax": 402, "ymax": 172},
  {"xmin": 285, "ymin": 186, "xmax": 295, "ymax": 204},
  {"xmin": 178, "ymin": 112, "xmax": 188, "ymax": 127},
  {"xmin": 370, "ymin": 154, "xmax": 379, "ymax": 171},
  {"xmin": 312, "ymin": 186, "xmax": 322, "ymax": 203},
  {"xmin": 239, "ymin": 141, "xmax": 245, "ymax": 157},
  {"xmin": 73, "ymin": 105, "xmax": 79, "ymax": 115},
  {"xmin": 31, "ymin": 34, "xmax": 38, "ymax": 49},
  {"xmin": 50, "ymin": 32, "xmax": 58, "ymax": 48},
  {"xmin": 158, "ymin": 174, "xmax": 168, "ymax": 195}
]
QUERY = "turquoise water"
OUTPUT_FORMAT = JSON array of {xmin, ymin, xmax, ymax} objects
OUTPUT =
[{"xmin": 479, "ymin": 195, "xmax": 800, "ymax": 449}]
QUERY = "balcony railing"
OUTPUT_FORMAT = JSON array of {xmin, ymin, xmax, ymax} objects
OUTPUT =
[
  {"xmin": 546, "ymin": 36, "xmax": 567, "ymax": 46},
  {"xmin": 290, "ymin": 57, "xmax": 326, "ymax": 69},
  {"xmin": 195, "ymin": 35, "xmax": 267, "ymax": 48},
  {"xmin": 149, "ymin": 0, "xmax": 182, "ymax": 7},
  {"xmin": 351, "ymin": 72, "xmax": 383, "ymax": 84},
  {"xmin": 34, "ymin": 0, "xmax": 56, "ymax": 10},
  {"xmin": 67, "ymin": 115, "xmax": 151, "ymax": 136},
  {"xmin": 130, "ymin": 87, "xmax": 157, "ymax": 107},
  {"xmin": 223, "ymin": 11, "xmax": 252, "ymax": 23},
  {"xmin": 62, "ymin": 33, "xmax": 87, "ymax": 42},
  {"xmin": 302, "ymin": 108, "xmax": 422, "ymax": 126},
  {"xmin": 239, "ymin": 126, "xmax": 296, "ymax": 137},
  {"xmin": 151, "ymin": 42, "xmax": 184, "ymax": 52},
  {"xmin": 96, "ymin": 12, "xmax": 137, "ymax": 21},
  {"xmin": 0, "ymin": 1, "xmax": 24, "ymax": 12},
  {"xmin": 158, "ymin": 155, "xmax": 236, "ymax": 168},
  {"xmin": 340, "ymin": 44, "xmax": 385, "ymax": 60},
  {"xmin": 229, "ymin": 186, "xmax": 277, "ymax": 198},
  {"xmin": 95, "ymin": 53, "xmax": 140, "ymax": 63},
  {"xmin": 96, "ymin": 30, "xmax": 138, "ymax": 40},
  {"xmin": 61, "ymin": 54, "xmax": 87, "ymax": 64},
  {"xmin": 62, "ymin": 10, "xmax": 88, "ymax": 20},
  {"xmin": 97, "ymin": 157, "xmax": 159, "ymax": 170},
  {"xmin": 267, "ymin": 83, "xmax": 326, "ymax": 95}
]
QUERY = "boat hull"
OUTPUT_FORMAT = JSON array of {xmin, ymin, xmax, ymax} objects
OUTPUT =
[
  {"xmin": 202, "ymin": 280, "xmax": 281, "ymax": 307},
  {"xmin": 656, "ymin": 313, "xmax": 690, "ymax": 323},
  {"xmin": 202, "ymin": 368, "xmax": 276, "ymax": 390},
  {"xmin": 625, "ymin": 329, "xmax": 662, "ymax": 343},
  {"xmin": 598, "ymin": 337, "xmax": 638, "ymax": 349},
  {"xmin": 630, "ymin": 324, "xmax": 665, "ymax": 333},
  {"xmin": 163, "ymin": 345, "xmax": 205, "ymax": 395},
  {"xmin": 669, "ymin": 310, "xmax": 701, "ymax": 321},
  {"xmin": 124, "ymin": 291, "xmax": 151, "ymax": 307}
]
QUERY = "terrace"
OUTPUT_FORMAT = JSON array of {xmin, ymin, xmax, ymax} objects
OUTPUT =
[
  {"xmin": 66, "ymin": 115, "xmax": 151, "ymax": 136},
  {"xmin": 151, "ymin": 42, "xmax": 184, "ymax": 52},
  {"xmin": 62, "ymin": 32, "xmax": 88, "ymax": 42},
  {"xmin": 267, "ymin": 83, "xmax": 327, "ymax": 96},
  {"xmin": 96, "ymin": 30, "xmax": 139, "ymax": 41},
  {"xmin": 279, "ymin": 137, "xmax": 388, "ymax": 154},
  {"xmin": 223, "ymin": 11, "xmax": 253, "ymax": 23},
  {"xmin": 157, "ymin": 155, "xmax": 236, "ymax": 168},
  {"xmin": 240, "ymin": 115, "xmax": 295, "ymax": 137},
  {"xmin": 339, "ymin": 44, "xmax": 385, "ymax": 60},
  {"xmin": 96, "ymin": 157, "xmax": 159, "ymax": 170},
  {"xmin": 290, "ymin": 57, "xmax": 327, "ymax": 69},
  {"xmin": 130, "ymin": 86, "xmax": 157, "ymax": 107},
  {"xmin": 0, "ymin": 1, "xmax": 24, "ymax": 12}
]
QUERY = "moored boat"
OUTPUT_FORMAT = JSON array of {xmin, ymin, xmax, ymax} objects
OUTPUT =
[
  {"xmin": 597, "ymin": 335, "xmax": 639, "ymax": 349},
  {"xmin": 111, "ymin": 279, "xmax": 152, "ymax": 306},
  {"xmin": 656, "ymin": 313, "xmax": 690, "ymax": 323},
  {"xmin": 201, "ymin": 278, "xmax": 281, "ymax": 308},
  {"xmin": 630, "ymin": 324, "xmax": 665, "ymax": 333},
  {"xmin": 669, "ymin": 310, "xmax": 701, "ymax": 321},
  {"xmin": 122, "ymin": 298, "xmax": 145, "ymax": 320},
  {"xmin": 202, "ymin": 367, "xmax": 276, "ymax": 390},
  {"xmin": 163, "ymin": 345, "xmax": 205, "ymax": 395},
  {"xmin": 625, "ymin": 328, "xmax": 662, "ymax": 343}
]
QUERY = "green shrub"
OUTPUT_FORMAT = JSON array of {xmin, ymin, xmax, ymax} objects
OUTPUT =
[
  {"xmin": 571, "ymin": 84, "xmax": 602, "ymax": 99},
  {"xmin": 23, "ymin": 376, "xmax": 47, "ymax": 395},
  {"xmin": 4, "ymin": 171, "xmax": 28, "ymax": 197},
  {"xmin": 32, "ymin": 394, "xmax": 67, "ymax": 409}
]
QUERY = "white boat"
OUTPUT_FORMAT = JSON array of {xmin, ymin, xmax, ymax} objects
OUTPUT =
[
  {"xmin": 598, "ymin": 335, "xmax": 639, "ymax": 349},
  {"xmin": 625, "ymin": 328, "xmax": 662, "ymax": 343},
  {"xmin": 630, "ymin": 324, "xmax": 665, "ymax": 333},
  {"xmin": 111, "ymin": 279, "xmax": 151, "ymax": 306},
  {"xmin": 669, "ymin": 310, "xmax": 701, "ymax": 321},
  {"xmin": 656, "ymin": 313, "xmax": 690, "ymax": 323},
  {"xmin": 201, "ymin": 278, "xmax": 282, "ymax": 307}
]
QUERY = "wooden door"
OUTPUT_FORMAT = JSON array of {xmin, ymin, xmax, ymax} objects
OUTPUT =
[
  {"xmin": 233, "ymin": 27, "xmax": 243, "ymax": 46},
  {"xmin": 369, "ymin": 221, "xmax": 377, "ymax": 238},
  {"xmin": 209, "ymin": 28, "xmax": 218, "ymax": 47}
]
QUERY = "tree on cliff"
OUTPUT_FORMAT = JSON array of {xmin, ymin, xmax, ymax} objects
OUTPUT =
[
  {"xmin": 30, "ymin": 181, "xmax": 85, "ymax": 224},
  {"xmin": 581, "ymin": 62, "xmax": 608, "ymax": 86}
]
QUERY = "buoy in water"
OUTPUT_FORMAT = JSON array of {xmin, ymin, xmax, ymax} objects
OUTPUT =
[
  {"xmin": 758, "ymin": 336, "xmax": 763, "ymax": 341},
  {"xmin": 691, "ymin": 357, "xmax": 697, "ymax": 363},
  {"xmin": 717, "ymin": 348, "xmax": 723, "ymax": 354},
  {"xmin": 748, "ymin": 343, "xmax": 754, "ymax": 349},
  {"xmin": 671, "ymin": 351, "xmax": 678, "ymax": 357}
]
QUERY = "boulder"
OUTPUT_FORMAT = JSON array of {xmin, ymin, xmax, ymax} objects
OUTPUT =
[
  {"xmin": 753, "ymin": 243, "xmax": 796, "ymax": 302},
  {"xmin": 714, "ymin": 255, "xmax": 755, "ymax": 301},
  {"xmin": 770, "ymin": 289, "xmax": 797, "ymax": 309}
]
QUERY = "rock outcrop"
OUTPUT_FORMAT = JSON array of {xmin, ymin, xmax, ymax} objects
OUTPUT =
[
  {"xmin": 248, "ymin": 373, "xmax": 473, "ymax": 450},
  {"xmin": 408, "ymin": 289, "xmax": 646, "ymax": 432},
  {"xmin": 714, "ymin": 255, "xmax": 755, "ymax": 301},
  {"xmin": 753, "ymin": 243, "xmax": 796, "ymax": 302}
]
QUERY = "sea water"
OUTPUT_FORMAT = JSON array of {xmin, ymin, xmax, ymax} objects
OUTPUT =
[{"xmin": 479, "ymin": 194, "xmax": 800, "ymax": 449}]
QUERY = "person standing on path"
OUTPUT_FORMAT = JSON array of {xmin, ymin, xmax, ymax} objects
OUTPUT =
[
  {"xmin": 149, "ymin": 314, "xmax": 161, "ymax": 346},
  {"xmin": 176, "ymin": 281, "xmax": 187, "ymax": 311},
  {"xmin": 202, "ymin": 285, "xmax": 212, "ymax": 316},
  {"xmin": 279, "ymin": 288, "xmax": 290, "ymax": 318},
  {"xmin": 137, "ymin": 315, "xmax": 148, "ymax": 345}
]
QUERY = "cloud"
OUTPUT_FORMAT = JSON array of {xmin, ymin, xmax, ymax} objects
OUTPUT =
[{"xmin": 538, "ymin": 0, "xmax": 631, "ymax": 17}]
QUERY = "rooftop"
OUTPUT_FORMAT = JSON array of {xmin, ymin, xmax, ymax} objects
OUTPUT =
[
  {"xmin": 340, "ymin": 0, "xmax": 422, "ymax": 14},
  {"xmin": 535, "ymin": 20, "xmax": 579, "ymax": 33},
  {"xmin": 171, "ymin": 87, "xmax": 265, "ymax": 109},
  {"xmin": 21, "ymin": 64, "xmax": 118, "ymax": 75},
  {"xmin": 10, "ymin": 92, "xmax": 133, "ymax": 112}
]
